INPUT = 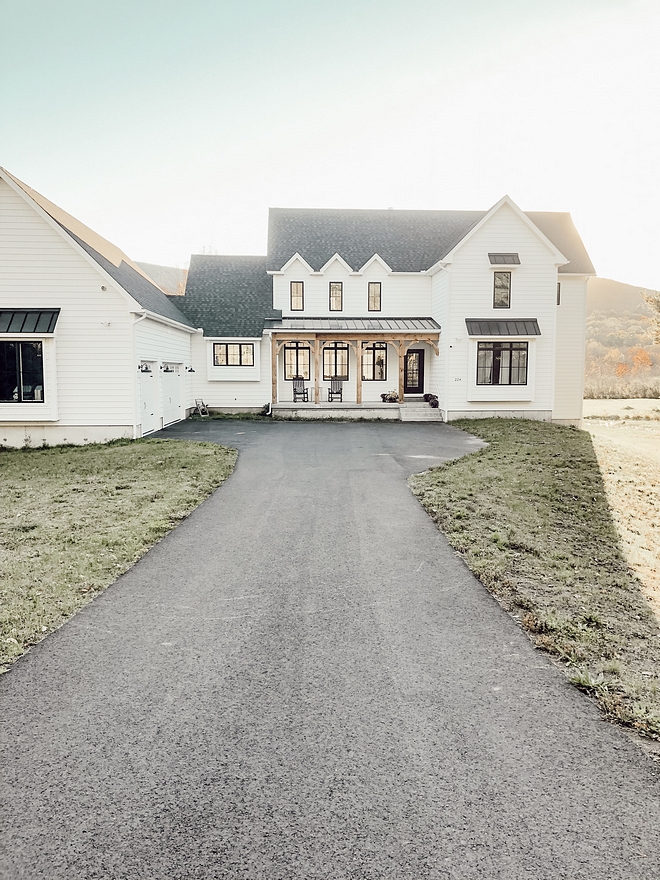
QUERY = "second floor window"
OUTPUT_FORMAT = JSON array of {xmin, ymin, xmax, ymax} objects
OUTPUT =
[
  {"xmin": 368, "ymin": 282, "xmax": 381, "ymax": 311},
  {"xmin": 493, "ymin": 272, "xmax": 511, "ymax": 309},
  {"xmin": 290, "ymin": 281, "xmax": 304, "ymax": 311},
  {"xmin": 329, "ymin": 282, "xmax": 343, "ymax": 311},
  {"xmin": 214, "ymin": 343, "xmax": 254, "ymax": 366}
]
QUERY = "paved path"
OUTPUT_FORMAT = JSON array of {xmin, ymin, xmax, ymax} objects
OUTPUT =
[{"xmin": 2, "ymin": 421, "xmax": 659, "ymax": 879}]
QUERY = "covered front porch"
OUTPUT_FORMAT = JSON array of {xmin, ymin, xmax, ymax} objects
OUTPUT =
[{"xmin": 268, "ymin": 318, "xmax": 441, "ymax": 408}]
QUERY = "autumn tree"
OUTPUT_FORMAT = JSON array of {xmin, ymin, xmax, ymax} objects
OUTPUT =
[{"xmin": 642, "ymin": 290, "xmax": 660, "ymax": 344}]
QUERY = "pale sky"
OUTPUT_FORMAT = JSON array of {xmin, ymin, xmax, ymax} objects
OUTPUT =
[{"xmin": 2, "ymin": 0, "xmax": 659, "ymax": 288}]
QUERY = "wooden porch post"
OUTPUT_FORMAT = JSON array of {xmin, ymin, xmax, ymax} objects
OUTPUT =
[
  {"xmin": 397, "ymin": 340, "xmax": 405, "ymax": 403},
  {"xmin": 271, "ymin": 335, "xmax": 278, "ymax": 405},
  {"xmin": 356, "ymin": 340, "xmax": 362, "ymax": 405},
  {"xmin": 314, "ymin": 337, "xmax": 320, "ymax": 405}
]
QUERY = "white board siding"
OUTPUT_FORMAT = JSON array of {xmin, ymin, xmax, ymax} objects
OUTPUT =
[
  {"xmin": 443, "ymin": 202, "xmax": 558, "ymax": 416},
  {"xmin": 190, "ymin": 335, "xmax": 271, "ymax": 408},
  {"xmin": 0, "ymin": 180, "xmax": 137, "ymax": 430},
  {"xmin": 430, "ymin": 271, "xmax": 449, "ymax": 408},
  {"xmin": 553, "ymin": 276, "xmax": 587, "ymax": 424},
  {"xmin": 273, "ymin": 257, "xmax": 432, "ymax": 317}
]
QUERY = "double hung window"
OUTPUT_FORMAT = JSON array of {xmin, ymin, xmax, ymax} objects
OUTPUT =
[
  {"xmin": 0, "ymin": 341, "xmax": 44, "ymax": 402},
  {"xmin": 329, "ymin": 282, "xmax": 343, "ymax": 311},
  {"xmin": 284, "ymin": 343, "xmax": 310, "ymax": 380},
  {"xmin": 362, "ymin": 343, "xmax": 387, "ymax": 381},
  {"xmin": 214, "ymin": 343, "xmax": 254, "ymax": 366},
  {"xmin": 368, "ymin": 282, "xmax": 381, "ymax": 311},
  {"xmin": 322, "ymin": 343, "xmax": 349, "ymax": 381},
  {"xmin": 493, "ymin": 272, "xmax": 511, "ymax": 309},
  {"xmin": 290, "ymin": 281, "xmax": 304, "ymax": 311},
  {"xmin": 477, "ymin": 341, "xmax": 527, "ymax": 385}
]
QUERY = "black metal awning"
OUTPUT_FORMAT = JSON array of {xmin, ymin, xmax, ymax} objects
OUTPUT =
[
  {"xmin": 0, "ymin": 310, "xmax": 60, "ymax": 333},
  {"xmin": 270, "ymin": 317, "xmax": 440, "ymax": 332},
  {"xmin": 465, "ymin": 318, "xmax": 540, "ymax": 336}
]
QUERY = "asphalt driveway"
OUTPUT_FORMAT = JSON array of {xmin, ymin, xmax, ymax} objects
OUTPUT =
[{"xmin": 2, "ymin": 420, "xmax": 659, "ymax": 879}]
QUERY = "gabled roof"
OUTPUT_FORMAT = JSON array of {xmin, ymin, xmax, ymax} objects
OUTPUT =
[
  {"xmin": 173, "ymin": 255, "xmax": 281, "ymax": 337},
  {"xmin": 267, "ymin": 206, "xmax": 595, "ymax": 275},
  {"xmin": 1, "ymin": 168, "xmax": 194, "ymax": 329}
]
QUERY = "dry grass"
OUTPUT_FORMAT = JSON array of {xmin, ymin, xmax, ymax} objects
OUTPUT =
[
  {"xmin": 410, "ymin": 419, "xmax": 660, "ymax": 740},
  {"xmin": 585, "ymin": 417, "xmax": 660, "ymax": 621},
  {"xmin": 0, "ymin": 439, "xmax": 236, "ymax": 671}
]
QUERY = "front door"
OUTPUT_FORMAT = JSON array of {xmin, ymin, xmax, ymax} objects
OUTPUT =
[{"xmin": 404, "ymin": 349, "xmax": 424, "ymax": 394}]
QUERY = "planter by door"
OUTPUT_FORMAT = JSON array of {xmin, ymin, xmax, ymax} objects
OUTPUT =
[{"xmin": 404, "ymin": 349, "xmax": 424, "ymax": 394}]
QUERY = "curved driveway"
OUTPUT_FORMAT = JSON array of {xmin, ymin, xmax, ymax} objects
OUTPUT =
[{"xmin": 2, "ymin": 420, "xmax": 659, "ymax": 879}]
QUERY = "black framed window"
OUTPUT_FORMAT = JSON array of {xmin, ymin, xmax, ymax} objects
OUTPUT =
[
  {"xmin": 0, "ymin": 341, "xmax": 44, "ymax": 402},
  {"xmin": 362, "ymin": 343, "xmax": 387, "ymax": 381},
  {"xmin": 284, "ymin": 343, "xmax": 310, "ymax": 380},
  {"xmin": 557, "ymin": 282, "xmax": 561, "ymax": 306},
  {"xmin": 323, "ymin": 343, "xmax": 349, "ymax": 381},
  {"xmin": 477, "ymin": 341, "xmax": 527, "ymax": 385},
  {"xmin": 368, "ymin": 282, "xmax": 381, "ymax": 311},
  {"xmin": 329, "ymin": 282, "xmax": 343, "ymax": 311},
  {"xmin": 290, "ymin": 281, "xmax": 304, "ymax": 311},
  {"xmin": 493, "ymin": 272, "xmax": 511, "ymax": 309},
  {"xmin": 213, "ymin": 343, "xmax": 254, "ymax": 366}
]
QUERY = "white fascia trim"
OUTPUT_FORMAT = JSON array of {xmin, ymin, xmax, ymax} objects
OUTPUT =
[
  {"xmin": 443, "ymin": 195, "xmax": 569, "ymax": 267},
  {"xmin": 425, "ymin": 260, "xmax": 451, "ymax": 275},
  {"xmin": 318, "ymin": 253, "xmax": 354, "ymax": 275},
  {"xmin": 268, "ymin": 253, "xmax": 315, "ymax": 275},
  {"xmin": 559, "ymin": 273, "xmax": 595, "ymax": 279},
  {"xmin": 356, "ymin": 254, "xmax": 393, "ymax": 274},
  {"xmin": 129, "ymin": 309, "xmax": 198, "ymax": 334},
  {"xmin": 205, "ymin": 335, "xmax": 262, "ymax": 341}
]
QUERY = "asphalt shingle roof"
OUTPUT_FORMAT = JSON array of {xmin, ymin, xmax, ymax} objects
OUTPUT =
[
  {"xmin": 61, "ymin": 226, "xmax": 196, "ymax": 328},
  {"xmin": 267, "ymin": 207, "xmax": 596, "ymax": 275},
  {"xmin": 174, "ymin": 255, "xmax": 281, "ymax": 337}
]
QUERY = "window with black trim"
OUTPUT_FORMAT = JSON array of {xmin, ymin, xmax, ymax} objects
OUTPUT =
[
  {"xmin": 493, "ymin": 272, "xmax": 511, "ymax": 309},
  {"xmin": 284, "ymin": 343, "xmax": 310, "ymax": 379},
  {"xmin": 557, "ymin": 282, "xmax": 561, "ymax": 306},
  {"xmin": 362, "ymin": 343, "xmax": 387, "ymax": 381},
  {"xmin": 0, "ymin": 341, "xmax": 44, "ymax": 402},
  {"xmin": 213, "ymin": 343, "xmax": 254, "ymax": 366},
  {"xmin": 477, "ymin": 341, "xmax": 527, "ymax": 385},
  {"xmin": 329, "ymin": 282, "xmax": 343, "ymax": 311},
  {"xmin": 290, "ymin": 281, "xmax": 304, "ymax": 311},
  {"xmin": 322, "ymin": 343, "xmax": 349, "ymax": 380},
  {"xmin": 368, "ymin": 282, "xmax": 381, "ymax": 311}
]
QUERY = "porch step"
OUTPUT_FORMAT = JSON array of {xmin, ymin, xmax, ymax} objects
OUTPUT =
[{"xmin": 399, "ymin": 402, "xmax": 444, "ymax": 422}]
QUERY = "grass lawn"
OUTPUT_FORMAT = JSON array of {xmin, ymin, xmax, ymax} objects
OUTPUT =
[
  {"xmin": 0, "ymin": 439, "xmax": 236, "ymax": 671},
  {"xmin": 410, "ymin": 419, "xmax": 660, "ymax": 741}
]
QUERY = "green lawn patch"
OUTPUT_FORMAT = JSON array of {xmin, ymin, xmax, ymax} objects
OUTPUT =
[
  {"xmin": 0, "ymin": 439, "xmax": 236, "ymax": 671},
  {"xmin": 409, "ymin": 419, "xmax": 660, "ymax": 740}
]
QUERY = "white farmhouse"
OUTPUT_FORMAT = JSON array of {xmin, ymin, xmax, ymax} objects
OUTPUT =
[
  {"xmin": 0, "ymin": 167, "xmax": 595, "ymax": 446},
  {"xmin": 178, "ymin": 198, "xmax": 595, "ymax": 425}
]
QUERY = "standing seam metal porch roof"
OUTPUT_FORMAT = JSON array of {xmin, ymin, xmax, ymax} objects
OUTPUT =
[{"xmin": 269, "ymin": 317, "xmax": 440, "ymax": 332}]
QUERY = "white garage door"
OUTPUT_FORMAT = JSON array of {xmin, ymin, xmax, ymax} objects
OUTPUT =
[
  {"xmin": 140, "ymin": 366, "xmax": 158, "ymax": 435},
  {"xmin": 162, "ymin": 365, "xmax": 182, "ymax": 426}
]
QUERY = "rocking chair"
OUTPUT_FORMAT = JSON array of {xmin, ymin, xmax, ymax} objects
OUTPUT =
[
  {"xmin": 328, "ymin": 378, "xmax": 343, "ymax": 402},
  {"xmin": 292, "ymin": 377, "xmax": 309, "ymax": 402}
]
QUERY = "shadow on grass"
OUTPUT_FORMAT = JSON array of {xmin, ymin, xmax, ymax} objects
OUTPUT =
[{"xmin": 410, "ymin": 418, "xmax": 660, "ymax": 740}]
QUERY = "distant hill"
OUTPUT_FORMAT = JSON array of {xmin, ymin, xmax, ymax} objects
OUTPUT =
[
  {"xmin": 587, "ymin": 277, "xmax": 655, "ymax": 316},
  {"xmin": 136, "ymin": 262, "xmax": 187, "ymax": 296}
]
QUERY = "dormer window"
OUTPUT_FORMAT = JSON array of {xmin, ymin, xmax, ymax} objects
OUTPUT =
[
  {"xmin": 368, "ymin": 282, "xmax": 381, "ymax": 311},
  {"xmin": 488, "ymin": 253, "xmax": 520, "ymax": 265},
  {"xmin": 329, "ymin": 282, "xmax": 343, "ymax": 311},
  {"xmin": 290, "ymin": 281, "xmax": 304, "ymax": 311},
  {"xmin": 493, "ymin": 272, "xmax": 511, "ymax": 309}
]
